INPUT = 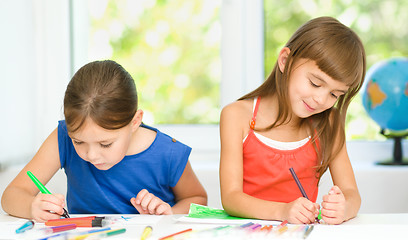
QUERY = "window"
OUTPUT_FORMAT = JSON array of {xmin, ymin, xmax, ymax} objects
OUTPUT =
[
  {"xmin": 71, "ymin": 0, "xmax": 264, "ymax": 151},
  {"xmin": 264, "ymin": 0, "xmax": 408, "ymax": 140},
  {"xmin": 73, "ymin": 0, "xmax": 221, "ymax": 124}
]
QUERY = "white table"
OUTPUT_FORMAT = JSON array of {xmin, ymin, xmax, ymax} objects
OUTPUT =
[{"xmin": 0, "ymin": 213, "xmax": 407, "ymax": 239}]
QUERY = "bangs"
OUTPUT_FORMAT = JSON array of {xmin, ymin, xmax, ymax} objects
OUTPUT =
[
  {"xmin": 286, "ymin": 17, "xmax": 366, "ymax": 93},
  {"xmin": 64, "ymin": 108, "xmax": 88, "ymax": 133},
  {"xmin": 301, "ymin": 37, "xmax": 365, "ymax": 91},
  {"xmin": 65, "ymin": 101, "xmax": 135, "ymax": 133}
]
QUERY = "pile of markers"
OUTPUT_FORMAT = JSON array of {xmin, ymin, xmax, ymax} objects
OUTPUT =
[
  {"xmin": 164, "ymin": 221, "xmax": 314, "ymax": 240},
  {"xmin": 15, "ymin": 216, "xmax": 126, "ymax": 240}
]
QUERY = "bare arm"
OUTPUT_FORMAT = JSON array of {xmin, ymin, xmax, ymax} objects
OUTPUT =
[
  {"xmin": 170, "ymin": 161, "xmax": 207, "ymax": 213},
  {"xmin": 1, "ymin": 128, "xmax": 63, "ymax": 221},
  {"xmin": 219, "ymin": 102, "xmax": 318, "ymax": 223}
]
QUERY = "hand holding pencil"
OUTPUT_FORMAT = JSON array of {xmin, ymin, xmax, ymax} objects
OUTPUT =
[
  {"xmin": 27, "ymin": 171, "xmax": 70, "ymax": 222},
  {"xmin": 282, "ymin": 197, "xmax": 320, "ymax": 224},
  {"xmin": 31, "ymin": 193, "xmax": 68, "ymax": 222},
  {"xmin": 287, "ymin": 167, "xmax": 321, "ymax": 224}
]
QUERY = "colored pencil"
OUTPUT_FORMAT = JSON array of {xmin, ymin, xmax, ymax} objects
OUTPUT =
[
  {"xmin": 289, "ymin": 167, "xmax": 322, "ymax": 222},
  {"xmin": 158, "ymin": 228, "xmax": 193, "ymax": 240}
]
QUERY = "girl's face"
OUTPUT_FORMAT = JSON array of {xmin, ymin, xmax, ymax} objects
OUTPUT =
[
  {"xmin": 68, "ymin": 118, "xmax": 135, "ymax": 170},
  {"xmin": 288, "ymin": 58, "xmax": 349, "ymax": 118}
]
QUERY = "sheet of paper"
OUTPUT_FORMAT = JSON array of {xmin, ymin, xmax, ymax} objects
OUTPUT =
[
  {"xmin": 176, "ymin": 204, "xmax": 282, "ymax": 225},
  {"xmin": 176, "ymin": 215, "xmax": 282, "ymax": 225},
  {"xmin": 110, "ymin": 214, "xmax": 164, "ymax": 226}
]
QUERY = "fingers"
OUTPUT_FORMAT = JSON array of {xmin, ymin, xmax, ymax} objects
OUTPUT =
[
  {"xmin": 321, "ymin": 186, "xmax": 346, "ymax": 224},
  {"xmin": 286, "ymin": 198, "xmax": 319, "ymax": 224},
  {"xmin": 130, "ymin": 197, "xmax": 145, "ymax": 214},
  {"xmin": 131, "ymin": 189, "xmax": 172, "ymax": 215},
  {"xmin": 34, "ymin": 211, "xmax": 62, "ymax": 223},
  {"xmin": 156, "ymin": 203, "xmax": 173, "ymax": 215},
  {"xmin": 54, "ymin": 193, "xmax": 66, "ymax": 204},
  {"xmin": 329, "ymin": 185, "xmax": 342, "ymax": 194},
  {"xmin": 31, "ymin": 194, "xmax": 66, "ymax": 222}
]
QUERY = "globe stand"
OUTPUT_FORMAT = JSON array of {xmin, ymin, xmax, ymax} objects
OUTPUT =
[{"xmin": 376, "ymin": 129, "xmax": 408, "ymax": 165}]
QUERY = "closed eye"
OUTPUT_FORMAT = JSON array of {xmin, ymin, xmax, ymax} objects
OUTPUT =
[
  {"xmin": 330, "ymin": 93, "xmax": 339, "ymax": 99},
  {"xmin": 73, "ymin": 140, "xmax": 83, "ymax": 145},
  {"xmin": 309, "ymin": 80, "xmax": 320, "ymax": 87},
  {"xmin": 100, "ymin": 143, "xmax": 113, "ymax": 148}
]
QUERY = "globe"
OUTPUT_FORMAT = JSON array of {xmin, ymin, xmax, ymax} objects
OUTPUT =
[
  {"xmin": 362, "ymin": 57, "xmax": 408, "ymax": 131},
  {"xmin": 361, "ymin": 57, "xmax": 408, "ymax": 165}
]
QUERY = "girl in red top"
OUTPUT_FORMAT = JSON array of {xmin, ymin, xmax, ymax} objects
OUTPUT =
[{"xmin": 220, "ymin": 16, "xmax": 366, "ymax": 225}]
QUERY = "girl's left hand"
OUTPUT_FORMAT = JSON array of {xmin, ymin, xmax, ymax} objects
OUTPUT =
[
  {"xmin": 130, "ymin": 189, "xmax": 173, "ymax": 215},
  {"xmin": 321, "ymin": 185, "xmax": 346, "ymax": 224}
]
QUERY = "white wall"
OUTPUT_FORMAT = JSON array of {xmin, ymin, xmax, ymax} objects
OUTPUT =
[
  {"xmin": 0, "ymin": 0, "xmax": 71, "ymax": 168},
  {"xmin": 0, "ymin": 1, "xmax": 37, "ymax": 165}
]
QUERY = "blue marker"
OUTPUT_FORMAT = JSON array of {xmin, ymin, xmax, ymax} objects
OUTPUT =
[{"xmin": 16, "ymin": 220, "xmax": 34, "ymax": 234}]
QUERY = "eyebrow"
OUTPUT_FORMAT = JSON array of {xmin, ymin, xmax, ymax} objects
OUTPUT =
[
  {"xmin": 310, "ymin": 73, "xmax": 348, "ymax": 94},
  {"xmin": 69, "ymin": 136, "xmax": 115, "ymax": 143}
]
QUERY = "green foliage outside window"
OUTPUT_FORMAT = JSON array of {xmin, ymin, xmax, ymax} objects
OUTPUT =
[
  {"xmin": 264, "ymin": 0, "xmax": 408, "ymax": 140},
  {"xmin": 88, "ymin": 0, "xmax": 221, "ymax": 124},
  {"xmin": 88, "ymin": 0, "xmax": 407, "ymax": 140}
]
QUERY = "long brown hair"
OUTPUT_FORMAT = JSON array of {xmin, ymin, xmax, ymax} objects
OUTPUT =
[
  {"xmin": 239, "ymin": 16, "xmax": 366, "ymax": 180},
  {"xmin": 64, "ymin": 60, "xmax": 138, "ymax": 133}
]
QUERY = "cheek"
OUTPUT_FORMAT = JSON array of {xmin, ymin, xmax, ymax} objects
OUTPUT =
[
  {"xmin": 73, "ymin": 145, "xmax": 86, "ymax": 160},
  {"xmin": 326, "ymin": 98, "xmax": 338, "ymax": 109},
  {"xmin": 107, "ymin": 143, "xmax": 128, "ymax": 161}
]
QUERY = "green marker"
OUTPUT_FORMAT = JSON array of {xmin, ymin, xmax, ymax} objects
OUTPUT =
[
  {"xmin": 88, "ymin": 228, "xmax": 126, "ymax": 239},
  {"xmin": 27, "ymin": 171, "xmax": 70, "ymax": 218}
]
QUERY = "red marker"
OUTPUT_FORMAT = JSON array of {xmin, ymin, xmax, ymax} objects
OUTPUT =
[
  {"xmin": 279, "ymin": 220, "xmax": 288, "ymax": 227},
  {"xmin": 45, "ymin": 216, "xmax": 109, "ymax": 227}
]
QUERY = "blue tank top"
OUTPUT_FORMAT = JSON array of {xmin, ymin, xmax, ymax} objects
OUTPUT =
[{"xmin": 57, "ymin": 120, "xmax": 191, "ymax": 214}]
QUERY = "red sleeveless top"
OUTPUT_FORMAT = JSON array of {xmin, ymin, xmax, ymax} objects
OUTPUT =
[{"xmin": 243, "ymin": 97, "xmax": 319, "ymax": 202}]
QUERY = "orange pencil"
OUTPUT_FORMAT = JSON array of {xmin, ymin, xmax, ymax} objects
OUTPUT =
[
  {"xmin": 159, "ymin": 228, "xmax": 193, "ymax": 240},
  {"xmin": 260, "ymin": 225, "xmax": 273, "ymax": 231}
]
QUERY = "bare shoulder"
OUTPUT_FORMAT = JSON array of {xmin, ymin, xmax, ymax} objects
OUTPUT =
[
  {"xmin": 221, "ymin": 99, "xmax": 253, "ymax": 123},
  {"xmin": 31, "ymin": 127, "xmax": 61, "ymax": 168},
  {"xmin": 220, "ymin": 99, "xmax": 254, "ymax": 139}
]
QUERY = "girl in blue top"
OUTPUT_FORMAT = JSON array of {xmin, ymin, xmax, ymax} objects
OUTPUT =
[{"xmin": 2, "ymin": 60, "xmax": 207, "ymax": 222}]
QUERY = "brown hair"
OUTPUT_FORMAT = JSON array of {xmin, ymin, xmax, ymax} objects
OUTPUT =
[
  {"xmin": 64, "ymin": 60, "xmax": 138, "ymax": 132},
  {"xmin": 239, "ymin": 16, "xmax": 366, "ymax": 180}
]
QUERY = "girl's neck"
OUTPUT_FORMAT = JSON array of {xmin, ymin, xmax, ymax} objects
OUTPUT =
[
  {"xmin": 255, "ymin": 95, "xmax": 309, "ymax": 142},
  {"xmin": 127, "ymin": 125, "xmax": 156, "ymax": 155},
  {"xmin": 261, "ymin": 94, "xmax": 303, "ymax": 128}
]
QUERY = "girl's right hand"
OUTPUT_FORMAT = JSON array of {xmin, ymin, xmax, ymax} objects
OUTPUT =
[
  {"xmin": 282, "ymin": 197, "xmax": 320, "ymax": 224},
  {"xmin": 31, "ymin": 193, "xmax": 66, "ymax": 222}
]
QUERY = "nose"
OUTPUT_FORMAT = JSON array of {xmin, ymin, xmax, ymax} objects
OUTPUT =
[
  {"xmin": 85, "ymin": 146, "xmax": 99, "ymax": 162},
  {"xmin": 313, "ymin": 91, "xmax": 328, "ymax": 105}
]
